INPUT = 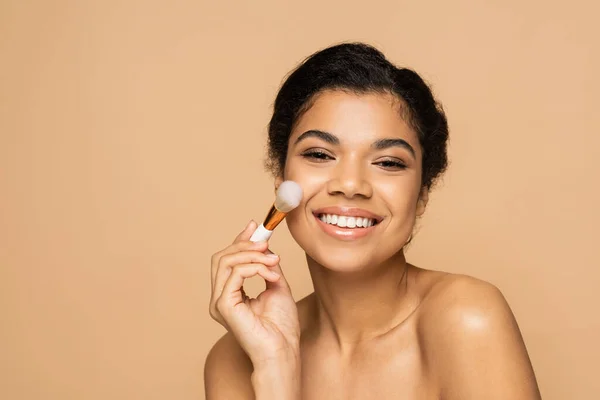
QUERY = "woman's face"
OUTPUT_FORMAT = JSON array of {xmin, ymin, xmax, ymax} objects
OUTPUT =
[{"xmin": 280, "ymin": 90, "xmax": 428, "ymax": 272}]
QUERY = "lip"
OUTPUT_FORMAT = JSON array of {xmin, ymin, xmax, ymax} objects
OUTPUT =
[
  {"xmin": 311, "ymin": 206, "xmax": 383, "ymax": 241},
  {"xmin": 312, "ymin": 206, "xmax": 384, "ymax": 222}
]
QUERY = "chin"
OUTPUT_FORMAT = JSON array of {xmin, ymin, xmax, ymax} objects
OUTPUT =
[
  {"xmin": 307, "ymin": 248, "xmax": 377, "ymax": 273},
  {"xmin": 288, "ymin": 226, "xmax": 370, "ymax": 272}
]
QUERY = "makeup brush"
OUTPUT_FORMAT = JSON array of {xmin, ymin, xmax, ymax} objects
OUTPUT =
[{"xmin": 249, "ymin": 180, "xmax": 303, "ymax": 242}]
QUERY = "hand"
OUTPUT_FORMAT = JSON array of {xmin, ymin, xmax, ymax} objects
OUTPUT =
[{"xmin": 209, "ymin": 220, "xmax": 301, "ymax": 367}]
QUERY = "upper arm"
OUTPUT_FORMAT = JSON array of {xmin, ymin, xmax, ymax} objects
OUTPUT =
[
  {"xmin": 421, "ymin": 276, "xmax": 542, "ymax": 400},
  {"xmin": 204, "ymin": 332, "xmax": 255, "ymax": 400}
]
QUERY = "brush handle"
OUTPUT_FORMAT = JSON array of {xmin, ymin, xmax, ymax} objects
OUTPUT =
[{"xmin": 249, "ymin": 224, "xmax": 273, "ymax": 242}]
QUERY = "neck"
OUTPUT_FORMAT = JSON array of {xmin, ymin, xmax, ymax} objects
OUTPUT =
[{"xmin": 306, "ymin": 250, "xmax": 416, "ymax": 349}]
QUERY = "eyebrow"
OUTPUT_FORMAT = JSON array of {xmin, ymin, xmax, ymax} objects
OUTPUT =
[
  {"xmin": 294, "ymin": 129, "xmax": 416, "ymax": 159},
  {"xmin": 372, "ymin": 138, "xmax": 416, "ymax": 159},
  {"xmin": 294, "ymin": 130, "xmax": 339, "ymax": 146}
]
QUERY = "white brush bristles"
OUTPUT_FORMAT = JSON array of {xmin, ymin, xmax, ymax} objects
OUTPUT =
[{"xmin": 274, "ymin": 181, "xmax": 303, "ymax": 212}]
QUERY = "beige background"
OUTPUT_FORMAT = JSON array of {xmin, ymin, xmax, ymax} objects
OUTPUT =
[{"xmin": 1, "ymin": 1, "xmax": 598, "ymax": 399}]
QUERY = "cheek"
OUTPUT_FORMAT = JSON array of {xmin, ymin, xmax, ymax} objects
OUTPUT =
[
  {"xmin": 380, "ymin": 179, "xmax": 421, "ymax": 214},
  {"xmin": 284, "ymin": 205, "xmax": 315, "ymax": 260},
  {"xmin": 284, "ymin": 157, "xmax": 329, "ymax": 197},
  {"xmin": 285, "ymin": 208, "xmax": 304, "ymax": 238}
]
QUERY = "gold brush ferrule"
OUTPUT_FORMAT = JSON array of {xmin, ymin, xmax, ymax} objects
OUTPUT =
[{"xmin": 263, "ymin": 204, "xmax": 287, "ymax": 230}]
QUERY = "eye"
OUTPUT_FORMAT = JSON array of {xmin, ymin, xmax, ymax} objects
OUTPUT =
[
  {"xmin": 374, "ymin": 158, "xmax": 407, "ymax": 171},
  {"xmin": 301, "ymin": 149, "xmax": 334, "ymax": 162}
]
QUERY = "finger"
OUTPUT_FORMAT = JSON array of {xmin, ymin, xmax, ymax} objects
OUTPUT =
[
  {"xmin": 211, "ymin": 220, "xmax": 263, "ymax": 281},
  {"xmin": 219, "ymin": 264, "xmax": 281, "ymax": 308},
  {"xmin": 232, "ymin": 220, "xmax": 258, "ymax": 244},
  {"xmin": 220, "ymin": 251, "xmax": 280, "ymax": 272},
  {"xmin": 212, "ymin": 250, "xmax": 278, "ymax": 296},
  {"xmin": 211, "ymin": 241, "xmax": 270, "ymax": 287},
  {"xmin": 215, "ymin": 250, "xmax": 279, "ymax": 285},
  {"xmin": 263, "ymin": 249, "xmax": 292, "ymax": 291},
  {"xmin": 213, "ymin": 260, "xmax": 280, "ymax": 306},
  {"xmin": 213, "ymin": 239, "xmax": 268, "ymax": 264}
]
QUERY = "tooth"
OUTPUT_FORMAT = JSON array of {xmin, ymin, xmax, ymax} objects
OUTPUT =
[
  {"xmin": 347, "ymin": 217, "xmax": 356, "ymax": 228},
  {"xmin": 337, "ymin": 216, "xmax": 347, "ymax": 228},
  {"xmin": 326, "ymin": 214, "xmax": 332, "ymax": 224},
  {"xmin": 356, "ymin": 218, "xmax": 363, "ymax": 228},
  {"xmin": 331, "ymin": 215, "xmax": 338, "ymax": 224},
  {"xmin": 368, "ymin": 219, "xmax": 374, "ymax": 227},
  {"xmin": 320, "ymin": 214, "xmax": 326, "ymax": 222}
]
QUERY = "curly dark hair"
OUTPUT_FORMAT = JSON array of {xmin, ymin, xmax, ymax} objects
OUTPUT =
[{"xmin": 265, "ymin": 42, "xmax": 449, "ymax": 190}]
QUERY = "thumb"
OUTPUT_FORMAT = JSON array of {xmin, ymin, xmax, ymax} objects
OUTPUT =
[{"xmin": 232, "ymin": 220, "xmax": 258, "ymax": 244}]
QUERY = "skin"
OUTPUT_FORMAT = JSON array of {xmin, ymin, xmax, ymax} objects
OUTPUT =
[{"xmin": 206, "ymin": 90, "xmax": 542, "ymax": 399}]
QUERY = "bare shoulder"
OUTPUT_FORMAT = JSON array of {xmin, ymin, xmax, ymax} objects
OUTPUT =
[
  {"xmin": 204, "ymin": 332, "xmax": 254, "ymax": 399},
  {"xmin": 418, "ymin": 272, "xmax": 511, "ymax": 328},
  {"xmin": 416, "ymin": 272, "xmax": 542, "ymax": 399}
]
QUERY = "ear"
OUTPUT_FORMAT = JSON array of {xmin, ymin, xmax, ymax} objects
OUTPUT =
[
  {"xmin": 416, "ymin": 186, "xmax": 429, "ymax": 217},
  {"xmin": 274, "ymin": 175, "xmax": 284, "ymax": 194}
]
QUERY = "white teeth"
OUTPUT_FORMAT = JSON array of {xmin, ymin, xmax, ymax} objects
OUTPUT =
[{"xmin": 317, "ymin": 214, "xmax": 376, "ymax": 229}]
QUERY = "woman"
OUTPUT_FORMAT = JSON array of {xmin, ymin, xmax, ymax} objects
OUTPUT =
[{"xmin": 205, "ymin": 42, "xmax": 541, "ymax": 399}]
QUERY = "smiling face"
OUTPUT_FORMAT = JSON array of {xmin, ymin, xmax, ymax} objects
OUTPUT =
[{"xmin": 279, "ymin": 90, "xmax": 428, "ymax": 272}]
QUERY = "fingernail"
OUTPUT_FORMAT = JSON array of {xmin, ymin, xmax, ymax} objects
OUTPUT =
[
  {"xmin": 266, "ymin": 254, "xmax": 279, "ymax": 259},
  {"xmin": 252, "ymin": 240, "xmax": 267, "ymax": 247},
  {"xmin": 245, "ymin": 219, "xmax": 255, "ymax": 229},
  {"xmin": 269, "ymin": 270, "xmax": 280, "ymax": 278}
]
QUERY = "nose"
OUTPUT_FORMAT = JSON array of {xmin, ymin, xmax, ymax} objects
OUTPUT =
[{"xmin": 326, "ymin": 158, "xmax": 373, "ymax": 199}]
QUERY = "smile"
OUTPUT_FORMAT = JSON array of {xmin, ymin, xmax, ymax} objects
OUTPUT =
[
  {"xmin": 312, "ymin": 207, "xmax": 383, "ymax": 240},
  {"xmin": 317, "ymin": 214, "xmax": 376, "ymax": 228}
]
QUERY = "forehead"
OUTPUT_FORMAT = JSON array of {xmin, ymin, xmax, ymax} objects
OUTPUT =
[{"xmin": 290, "ymin": 90, "xmax": 419, "ymax": 149}]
